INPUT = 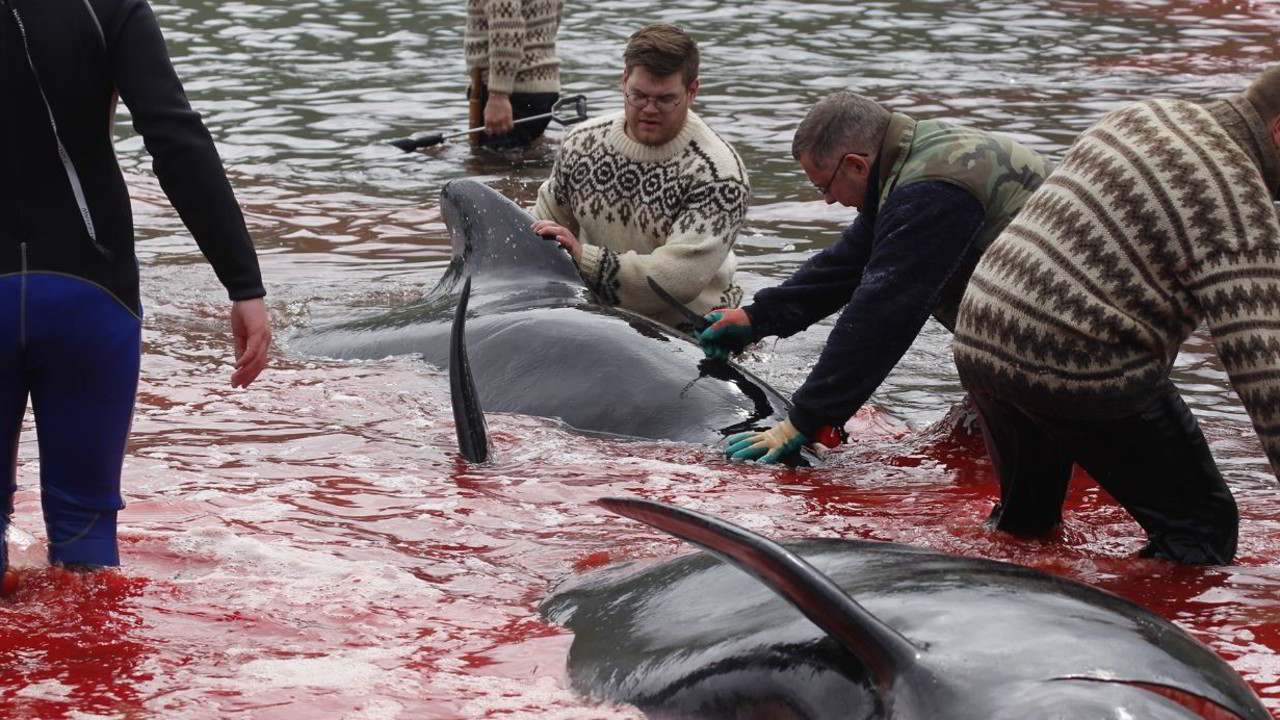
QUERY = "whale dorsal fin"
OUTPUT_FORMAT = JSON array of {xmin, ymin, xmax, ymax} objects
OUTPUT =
[
  {"xmin": 450, "ymin": 277, "xmax": 488, "ymax": 463},
  {"xmin": 439, "ymin": 179, "xmax": 581, "ymax": 286},
  {"xmin": 598, "ymin": 497, "xmax": 920, "ymax": 706}
]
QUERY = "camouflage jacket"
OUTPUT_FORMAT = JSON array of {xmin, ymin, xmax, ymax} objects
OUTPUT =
[
  {"xmin": 876, "ymin": 114, "xmax": 1053, "ymax": 328},
  {"xmin": 746, "ymin": 114, "xmax": 1051, "ymax": 438}
]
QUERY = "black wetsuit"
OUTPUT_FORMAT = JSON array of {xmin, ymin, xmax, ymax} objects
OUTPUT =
[
  {"xmin": 0, "ymin": 0, "xmax": 264, "ymax": 313},
  {"xmin": 0, "ymin": 0, "xmax": 264, "ymax": 569}
]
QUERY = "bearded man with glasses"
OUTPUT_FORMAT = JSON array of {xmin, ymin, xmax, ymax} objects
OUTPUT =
[
  {"xmin": 697, "ymin": 91, "xmax": 1051, "ymax": 464},
  {"xmin": 532, "ymin": 23, "xmax": 749, "ymax": 328}
]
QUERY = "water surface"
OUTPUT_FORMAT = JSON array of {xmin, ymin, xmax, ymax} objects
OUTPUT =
[{"xmin": 4, "ymin": 1, "xmax": 1279, "ymax": 717}]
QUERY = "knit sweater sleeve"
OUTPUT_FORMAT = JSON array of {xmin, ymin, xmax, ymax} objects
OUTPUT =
[
  {"xmin": 482, "ymin": 0, "xmax": 524, "ymax": 94},
  {"xmin": 576, "ymin": 171, "xmax": 749, "ymax": 316},
  {"xmin": 111, "ymin": 0, "xmax": 265, "ymax": 300},
  {"xmin": 1189, "ymin": 236, "xmax": 1280, "ymax": 478},
  {"xmin": 786, "ymin": 182, "xmax": 986, "ymax": 438},
  {"xmin": 1178, "ymin": 99, "xmax": 1280, "ymax": 479}
]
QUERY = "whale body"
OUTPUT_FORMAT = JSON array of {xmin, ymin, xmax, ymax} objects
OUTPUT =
[
  {"xmin": 295, "ymin": 179, "xmax": 800, "ymax": 448},
  {"xmin": 541, "ymin": 498, "xmax": 1270, "ymax": 720}
]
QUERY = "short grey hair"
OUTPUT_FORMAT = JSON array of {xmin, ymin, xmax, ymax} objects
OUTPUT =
[
  {"xmin": 791, "ymin": 91, "xmax": 892, "ymax": 165},
  {"xmin": 1246, "ymin": 63, "xmax": 1280, "ymax": 124}
]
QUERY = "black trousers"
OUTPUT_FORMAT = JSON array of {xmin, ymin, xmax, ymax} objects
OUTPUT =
[
  {"xmin": 472, "ymin": 86, "xmax": 558, "ymax": 149},
  {"xmin": 969, "ymin": 382, "xmax": 1238, "ymax": 564}
]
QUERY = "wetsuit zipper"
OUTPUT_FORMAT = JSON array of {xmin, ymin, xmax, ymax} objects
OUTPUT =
[{"xmin": 7, "ymin": 0, "xmax": 109, "ymax": 259}]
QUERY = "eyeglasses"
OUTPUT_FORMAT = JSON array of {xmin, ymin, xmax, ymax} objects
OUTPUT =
[
  {"xmin": 624, "ymin": 91, "xmax": 687, "ymax": 113},
  {"xmin": 813, "ymin": 152, "xmax": 868, "ymax": 197}
]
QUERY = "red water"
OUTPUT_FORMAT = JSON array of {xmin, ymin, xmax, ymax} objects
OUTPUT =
[
  {"xmin": 3, "ymin": 337, "xmax": 1279, "ymax": 718},
  {"xmin": 4, "ymin": 4, "xmax": 1280, "ymax": 707},
  {"xmin": 3, "ymin": 166, "xmax": 1280, "ymax": 716}
]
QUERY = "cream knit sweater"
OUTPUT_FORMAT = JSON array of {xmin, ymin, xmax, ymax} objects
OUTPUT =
[
  {"xmin": 533, "ymin": 110, "xmax": 750, "ymax": 326},
  {"xmin": 955, "ymin": 95, "xmax": 1280, "ymax": 474},
  {"xmin": 464, "ymin": 0, "xmax": 562, "ymax": 95}
]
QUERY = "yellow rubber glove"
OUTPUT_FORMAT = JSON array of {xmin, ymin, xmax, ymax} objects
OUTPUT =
[{"xmin": 725, "ymin": 419, "xmax": 810, "ymax": 464}]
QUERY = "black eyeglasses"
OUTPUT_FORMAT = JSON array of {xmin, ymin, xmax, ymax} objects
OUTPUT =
[
  {"xmin": 624, "ymin": 91, "xmax": 686, "ymax": 113},
  {"xmin": 813, "ymin": 152, "xmax": 868, "ymax": 197}
]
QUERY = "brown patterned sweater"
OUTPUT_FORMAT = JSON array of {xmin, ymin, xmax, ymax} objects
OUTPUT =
[
  {"xmin": 954, "ymin": 94, "xmax": 1280, "ymax": 475},
  {"xmin": 532, "ymin": 110, "xmax": 750, "ymax": 326},
  {"xmin": 464, "ymin": 0, "xmax": 562, "ymax": 95}
]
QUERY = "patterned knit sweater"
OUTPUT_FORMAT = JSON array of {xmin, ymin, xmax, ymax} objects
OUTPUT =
[
  {"xmin": 532, "ymin": 110, "xmax": 750, "ymax": 326},
  {"xmin": 954, "ymin": 95, "xmax": 1280, "ymax": 474},
  {"xmin": 464, "ymin": 0, "xmax": 562, "ymax": 95}
]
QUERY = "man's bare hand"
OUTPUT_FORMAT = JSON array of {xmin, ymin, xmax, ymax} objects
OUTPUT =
[
  {"xmin": 484, "ymin": 93, "xmax": 514, "ymax": 135},
  {"xmin": 532, "ymin": 220, "xmax": 582, "ymax": 264},
  {"xmin": 230, "ymin": 297, "xmax": 270, "ymax": 388}
]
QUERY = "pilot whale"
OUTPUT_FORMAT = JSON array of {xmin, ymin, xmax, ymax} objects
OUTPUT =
[
  {"xmin": 541, "ymin": 498, "xmax": 1269, "ymax": 720},
  {"xmin": 420, "ymin": 199, "xmax": 1266, "ymax": 718},
  {"xmin": 295, "ymin": 179, "xmax": 803, "ymax": 452}
]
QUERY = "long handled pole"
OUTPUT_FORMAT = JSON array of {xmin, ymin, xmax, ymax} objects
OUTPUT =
[
  {"xmin": 388, "ymin": 110, "xmax": 563, "ymax": 152},
  {"xmin": 388, "ymin": 94, "xmax": 588, "ymax": 153}
]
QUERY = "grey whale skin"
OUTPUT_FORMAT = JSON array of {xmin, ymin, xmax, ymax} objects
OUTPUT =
[
  {"xmin": 540, "ymin": 498, "xmax": 1270, "ymax": 720},
  {"xmin": 294, "ymin": 178, "xmax": 802, "ymax": 449}
]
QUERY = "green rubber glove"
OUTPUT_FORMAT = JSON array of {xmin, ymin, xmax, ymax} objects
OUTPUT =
[
  {"xmin": 726, "ymin": 419, "xmax": 810, "ymax": 464},
  {"xmin": 696, "ymin": 308, "xmax": 754, "ymax": 361}
]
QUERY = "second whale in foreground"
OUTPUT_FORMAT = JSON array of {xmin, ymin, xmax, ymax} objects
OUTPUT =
[{"xmin": 540, "ymin": 498, "xmax": 1269, "ymax": 720}]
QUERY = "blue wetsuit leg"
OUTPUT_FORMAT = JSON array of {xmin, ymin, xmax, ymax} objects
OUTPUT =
[
  {"xmin": 0, "ymin": 275, "xmax": 29, "ymax": 574},
  {"xmin": 23, "ymin": 274, "xmax": 140, "ymax": 568}
]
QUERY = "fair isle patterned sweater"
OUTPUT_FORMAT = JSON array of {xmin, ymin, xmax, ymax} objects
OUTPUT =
[
  {"xmin": 955, "ymin": 95, "xmax": 1280, "ymax": 474},
  {"xmin": 532, "ymin": 110, "xmax": 750, "ymax": 326},
  {"xmin": 464, "ymin": 0, "xmax": 562, "ymax": 95}
]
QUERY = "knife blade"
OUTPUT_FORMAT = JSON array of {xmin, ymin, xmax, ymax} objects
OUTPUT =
[{"xmin": 647, "ymin": 276, "xmax": 710, "ymax": 333}]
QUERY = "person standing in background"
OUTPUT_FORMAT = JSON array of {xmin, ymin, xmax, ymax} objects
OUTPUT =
[
  {"xmin": 464, "ymin": 0, "xmax": 564, "ymax": 149},
  {"xmin": 0, "ymin": 0, "xmax": 271, "ymax": 590}
]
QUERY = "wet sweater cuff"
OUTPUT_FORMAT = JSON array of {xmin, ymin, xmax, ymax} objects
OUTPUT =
[
  {"xmin": 228, "ymin": 284, "xmax": 267, "ymax": 301},
  {"xmin": 578, "ymin": 243, "xmax": 604, "ymax": 291},
  {"xmin": 786, "ymin": 406, "xmax": 824, "ymax": 441},
  {"xmin": 739, "ymin": 303, "xmax": 772, "ymax": 343}
]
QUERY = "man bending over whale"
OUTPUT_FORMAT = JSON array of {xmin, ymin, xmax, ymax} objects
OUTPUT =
[
  {"xmin": 953, "ymin": 65, "xmax": 1280, "ymax": 564},
  {"xmin": 531, "ymin": 23, "xmax": 750, "ymax": 328},
  {"xmin": 699, "ymin": 91, "xmax": 1051, "ymax": 462}
]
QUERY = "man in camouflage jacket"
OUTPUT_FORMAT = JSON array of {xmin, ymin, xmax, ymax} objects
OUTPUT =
[{"xmin": 699, "ymin": 90, "xmax": 1051, "ymax": 463}]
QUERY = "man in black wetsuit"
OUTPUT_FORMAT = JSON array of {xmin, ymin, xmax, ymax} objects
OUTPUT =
[
  {"xmin": 697, "ymin": 91, "xmax": 1051, "ymax": 462},
  {"xmin": 0, "ymin": 0, "xmax": 270, "ymax": 584}
]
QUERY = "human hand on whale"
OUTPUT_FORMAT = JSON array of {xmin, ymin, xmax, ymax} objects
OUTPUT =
[
  {"xmin": 696, "ymin": 307, "xmax": 755, "ymax": 360},
  {"xmin": 531, "ymin": 219, "xmax": 582, "ymax": 264},
  {"xmin": 726, "ymin": 417, "xmax": 811, "ymax": 463},
  {"xmin": 697, "ymin": 310, "xmax": 846, "ymax": 463}
]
